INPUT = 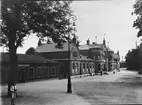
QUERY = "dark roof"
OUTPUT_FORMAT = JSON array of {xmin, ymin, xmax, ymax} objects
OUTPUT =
[
  {"xmin": 79, "ymin": 44, "xmax": 102, "ymax": 50},
  {"xmin": 0, "ymin": 53, "xmax": 60, "ymax": 64},
  {"xmin": 80, "ymin": 55, "xmax": 93, "ymax": 61},
  {"xmin": 52, "ymin": 55, "xmax": 94, "ymax": 61},
  {"xmin": 36, "ymin": 42, "xmax": 74, "ymax": 53}
]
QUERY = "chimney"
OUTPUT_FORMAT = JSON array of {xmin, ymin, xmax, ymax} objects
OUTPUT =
[{"xmin": 87, "ymin": 38, "xmax": 90, "ymax": 45}]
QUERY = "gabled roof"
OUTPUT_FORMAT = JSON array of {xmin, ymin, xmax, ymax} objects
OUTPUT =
[
  {"xmin": 0, "ymin": 53, "xmax": 59, "ymax": 64},
  {"xmin": 36, "ymin": 42, "xmax": 75, "ymax": 53}
]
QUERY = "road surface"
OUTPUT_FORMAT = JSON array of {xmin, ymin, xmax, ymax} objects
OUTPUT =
[
  {"xmin": 73, "ymin": 69, "xmax": 142, "ymax": 104},
  {"xmin": 1, "ymin": 68, "xmax": 142, "ymax": 105}
]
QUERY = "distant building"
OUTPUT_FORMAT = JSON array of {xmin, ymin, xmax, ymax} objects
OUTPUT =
[
  {"xmin": 79, "ymin": 39, "xmax": 107, "ymax": 74},
  {"xmin": 79, "ymin": 38, "xmax": 120, "ymax": 74}
]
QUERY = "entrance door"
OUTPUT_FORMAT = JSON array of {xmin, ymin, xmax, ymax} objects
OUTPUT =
[{"xmin": 19, "ymin": 68, "xmax": 25, "ymax": 83}]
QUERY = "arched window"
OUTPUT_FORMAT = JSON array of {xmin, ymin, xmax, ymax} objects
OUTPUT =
[
  {"xmin": 86, "ymin": 63, "xmax": 89, "ymax": 73},
  {"xmin": 72, "ymin": 63, "xmax": 75, "ymax": 74},
  {"xmin": 76, "ymin": 63, "xmax": 78, "ymax": 74},
  {"xmin": 80, "ymin": 63, "xmax": 82, "ymax": 74},
  {"xmin": 83, "ymin": 63, "xmax": 85, "ymax": 73}
]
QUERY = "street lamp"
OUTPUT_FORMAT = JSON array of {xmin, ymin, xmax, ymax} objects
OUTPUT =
[{"xmin": 67, "ymin": 14, "xmax": 77, "ymax": 93}]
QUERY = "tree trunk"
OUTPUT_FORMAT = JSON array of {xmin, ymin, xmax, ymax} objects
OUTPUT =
[{"xmin": 7, "ymin": 39, "xmax": 18, "ymax": 97}]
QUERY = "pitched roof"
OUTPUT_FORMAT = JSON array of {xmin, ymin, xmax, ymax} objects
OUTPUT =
[
  {"xmin": 80, "ymin": 54, "xmax": 93, "ymax": 61},
  {"xmin": 52, "ymin": 54, "xmax": 94, "ymax": 61},
  {"xmin": 79, "ymin": 44, "xmax": 102, "ymax": 50},
  {"xmin": 36, "ymin": 42, "xmax": 74, "ymax": 53},
  {"xmin": 0, "ymin": 53, "xmax": 59, "ymax": 64},
  {"xmin": 107, "ymin": 47, "xmax": 114, "ymax": 52}
]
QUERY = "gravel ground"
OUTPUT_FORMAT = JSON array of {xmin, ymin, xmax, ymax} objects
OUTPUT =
[
  {"xmin": 0, "ymin": 79, "xmax": 90, "ymax": 105},
  {"xmin": 73, "ymin": 69, "xmax": 142, "ymax": 104}
]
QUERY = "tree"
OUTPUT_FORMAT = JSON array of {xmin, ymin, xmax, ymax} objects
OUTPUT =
[
  {"xmin": 125, "ymin": 49, "xmax": 141, "ymax": 70},
  {"xmin": 25, "ymin": 47, "xmax": 36, "ymax": 55},
  {"xmin": 1, "ymin": 0, "xmax": 76, "ymax": 96},
  {"xmin": 133, "ymin": 0, "xmax": 142, "ymax": 37}
]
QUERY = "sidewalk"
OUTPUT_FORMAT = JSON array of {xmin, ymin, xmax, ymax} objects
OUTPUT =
[
  {"xmin": 0, "ymin": 71, "xmax": 118, "ymax": 105},
  {"xmin": 0, "ymin": 79, "xmax": 90, "ymax": 105}
]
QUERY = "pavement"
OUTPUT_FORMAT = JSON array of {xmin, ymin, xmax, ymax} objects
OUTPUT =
[
  {"xmin": 0, "ymin": 75, "xmax": 91, "ymax": 105},
  {"xmin": 0, "ymin": 69, "xmax": 130, "ymax": 105}
]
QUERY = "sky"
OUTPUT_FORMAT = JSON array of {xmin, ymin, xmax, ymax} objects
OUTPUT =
[{"xmin": 0, "ymin": 0, "xmax": 141, "ymax": 61}]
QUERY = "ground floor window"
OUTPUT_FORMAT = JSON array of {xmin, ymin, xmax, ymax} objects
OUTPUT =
[
  {"xmin": 75, "ymin": 63, "xmax": 78, "ymax": 74},
  {"xmin": 86, "ymin": 63, "xmax": 89, "ymax": 73},
  {"xmin": 43, "ymin": 67, "xmax": 50, "ymax": 77},
  {"xmin": 51, "ymin": 67, "xmax": 56, "ymax": 76},
  {"xmin": 80, "ymin": 63, "xmax": 82, "ymax": 74},
  {"xmin": 93, "ymin": 64, "xmax": 95, "ymax": 72},
  {"xmin": 83, "ymin": 63, "xmax": 85, "ymax": 73},
  {"xmin": 36, "ymin": 67, "xmax": 42, "ymax": 77},
  {"xmin": 28, "ymin": 67, "xmax": 35, "ymax": 78},
  {"xmin": 72, "ymin": 63, "xmax": 75, "ymax": 74}
]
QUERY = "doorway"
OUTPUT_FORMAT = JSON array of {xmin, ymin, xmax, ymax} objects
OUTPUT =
[{"xmin": 19, "ymin": 68, "xmax": 25, "ymax": 83}]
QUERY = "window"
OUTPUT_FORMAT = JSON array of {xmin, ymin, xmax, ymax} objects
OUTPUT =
[
  {"xmin": 72, "ymin": 63, "xmax": 75, "ymax": 74},
  {"xmin": 87, "ymin": 63, "xmax": 89, "ymax": 70},
  {"xmin": 28, "ymin": 67, "xmax": 35, "ymax": 78},
  {"xmin": 1, "ymin": 67, "xmax": 8, "ymax": 78},
  {"xmin": 90, "ymin": 64, "xmax": 92, "ymax": 71},
  {"xmin": 73, "ymin": 51, "xmax": 78, "ymax": 57},
  {"xmin": 80, "ymin": 63, "xmax": 82, "ymax": 73},
  {"xmin": 83, "ymin": 63, "xmax": 85, "ymax": 73},
  {"xmin": 75, "ymin": 63, "xmax": 78, "ymax": 74},
  {"xmin": 51, "ymin": 67, "xmax": 56, "ymax": 76},
  {"xmin": 36, "ymin": 67, "xmax": 42, "ymax": 77},
  {"xmin": 43, "ymin": 67, "xmax": 50, "ymax": 77}
]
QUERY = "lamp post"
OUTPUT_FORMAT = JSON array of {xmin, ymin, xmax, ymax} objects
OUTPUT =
[{"xmin": 67, "ymin": 15, "xmax": 77, "ymax": 93}]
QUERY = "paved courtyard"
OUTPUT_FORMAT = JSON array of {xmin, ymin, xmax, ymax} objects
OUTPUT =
[
  {"xmin": 0, "ymin": 78, "xmax": 90, "ymax": 105},
  {"xmin": 1, "ymin": 68, "xmax": 142, "ymax": 105}
]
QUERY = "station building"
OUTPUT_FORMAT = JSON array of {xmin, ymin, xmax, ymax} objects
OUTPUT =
[
  {"xmin": 0, "ymin": 53, "xmax": 61, "ymax": 84},
  {"xmin": 36, "ymin": 42, "xmax": 95, "ymax": 78}
]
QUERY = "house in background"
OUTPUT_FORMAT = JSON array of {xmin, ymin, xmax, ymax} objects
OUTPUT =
[
  {"xmin": 113, "ymin": 51, "xmax": 120, "ymax": 71},
  {"xmin": 35, "ymin": 42, "xmax": 95, "ymax": 78},
  {"xmin": 79, "ymin": 39, "xmax": 109, "ymax": 75},
  {"xmin": 79, "ymin": 38, "xmax": 120, "ymax": 74},
  {"xmin": 107, "ymin": 48, "xmax": 120, "ymax": 72},
  {"xmin": 0, "ymin": 53, "xmax": 61, "ymax": 84}
]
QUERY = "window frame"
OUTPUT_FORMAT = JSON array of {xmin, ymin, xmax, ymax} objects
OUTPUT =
[
  {"xmin": 43, "ymin": 67, "xmax": 50, "ymax": 77},
  {"xmin": 36, "ymin": 67, "xmax": 42, "ymax": 77},
  {"xmin": 51, "ymin": 66, "xmax": 56, "ymax": 76},
  {"xmin": 28, "ymin": 67, "xmax": 35, "ymax": 78}
]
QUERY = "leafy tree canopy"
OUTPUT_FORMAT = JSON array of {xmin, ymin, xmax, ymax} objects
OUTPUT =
[
  {"xmin": 125, "ymin": 48, "xmax": 140, "ymax": 70},
  {"xmin": 1, "ymin": 0, "xmax": 76, "ymax": 49},
  {"xmin": 0, "ymin": 0, "xmax": 77, "ymax": 96},
  {"xmin": 133, "ymin": 0, "xmax": 142, "ymax": 37},
  {"xmin": 25, "ymin": 47, "xmax": 36, "ymax": 55}
]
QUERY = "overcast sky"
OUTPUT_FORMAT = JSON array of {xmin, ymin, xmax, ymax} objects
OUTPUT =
[{"xmin": 0, "ymin": 0, "xmax": 141, "ymax": 61}]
